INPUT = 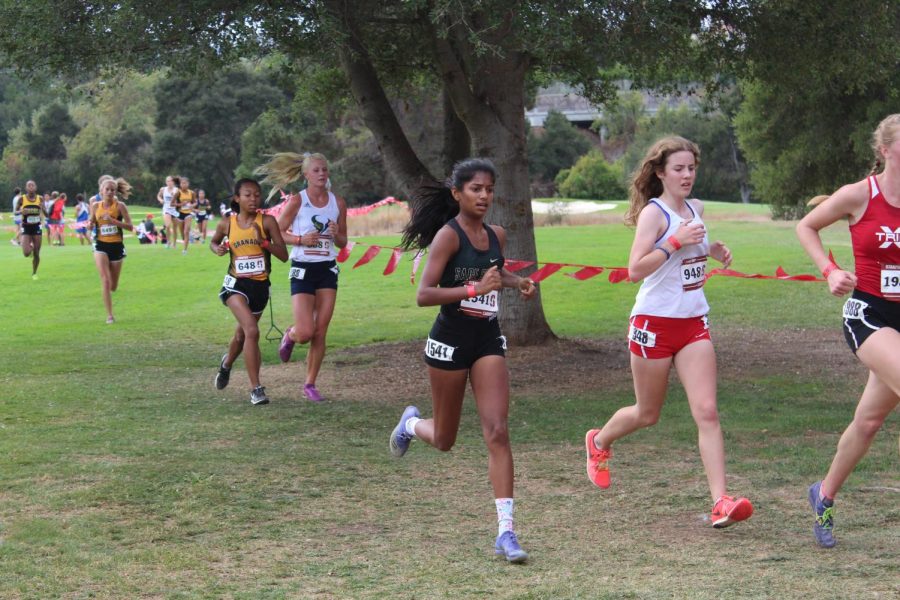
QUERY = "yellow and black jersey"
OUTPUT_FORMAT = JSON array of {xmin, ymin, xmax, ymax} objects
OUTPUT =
[
  {"xmin": 94, "ymin": 201, "xmax": 124, "ymax": 243},
  {"xmin": 20, "ymin": 195, "xmax": 43, "ymax": 226},
  {"xmin": 176, "ymin": 189, "xmax": 195, "ymax": 215},
  {"xmin": 228, "ymin": 213, "xmax": 270, "ymax": 281}
]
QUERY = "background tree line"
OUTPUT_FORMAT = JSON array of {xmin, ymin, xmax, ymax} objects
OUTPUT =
[{"xmin": 0, "ymin": 0, "xmax": 895, "ymax": 343}]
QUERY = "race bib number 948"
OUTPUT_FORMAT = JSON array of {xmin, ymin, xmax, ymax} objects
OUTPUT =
[{"xmin": 681, "ymin": 256, "xmax": 707, "ymax": 291}]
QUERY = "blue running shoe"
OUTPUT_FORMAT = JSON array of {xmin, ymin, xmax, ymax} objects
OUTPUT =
[
  {"xmin": 389, "ymin": 406, "xmax": 420, "ymax": 457},
  {"xmin": 808, "ymin": 481, "xmax": 836, "ymax": 548},
  {"xmin": 494, "ymin": 531, "xmax": 528, "ymax": 564}
]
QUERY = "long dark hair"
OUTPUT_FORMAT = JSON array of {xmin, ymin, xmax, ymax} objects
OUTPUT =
[
  {"xmin": 400, "ymin": 158, "xmax": 497, "ymax": 250},
  {"xmin": 231, "ymin": 178, "xmax": 261, "ymax": 214}
]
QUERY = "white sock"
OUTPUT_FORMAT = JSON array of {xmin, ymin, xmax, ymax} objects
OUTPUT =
[
  {"xmin": 495, "ymin": 498, "xmax": 514, "ymax": 535},
  {"xmin": 404, "ymin": 416, "xmax": 420, "ymax": 437}
]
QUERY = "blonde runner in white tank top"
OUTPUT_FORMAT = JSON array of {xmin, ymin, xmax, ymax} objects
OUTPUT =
[
  {"xmin": 631, "ymin": 199, "xmax": 710, "ymax": 318},
  {"xmin": 289, "ymin": 189, "xmax": 339, "ymax": 262}
]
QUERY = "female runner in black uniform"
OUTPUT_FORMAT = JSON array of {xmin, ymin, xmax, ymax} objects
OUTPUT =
[{"xmin": 388, "ymin": 158, "xmax": 536, "ymax": 563}]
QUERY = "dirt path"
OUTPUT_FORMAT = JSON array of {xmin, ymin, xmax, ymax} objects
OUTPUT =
[{"xmin": 265, "ymin": 327, "xmax": 867, "ymax": 403}]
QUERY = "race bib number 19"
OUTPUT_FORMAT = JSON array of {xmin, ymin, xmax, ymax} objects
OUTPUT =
[
  {"xmin": 222, "ymin": 274, "xmax": 237, "ymax": 289},
  {"xmin": 881, "ymin": 264, "xmax": 900, "ymax": 299}
]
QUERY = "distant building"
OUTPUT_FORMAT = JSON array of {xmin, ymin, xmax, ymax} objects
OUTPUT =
[{"xmin": 525, "ymin": 82, "xmax": 698, "ymax": 129}]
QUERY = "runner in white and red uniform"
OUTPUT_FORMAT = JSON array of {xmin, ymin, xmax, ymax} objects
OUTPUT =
[
  {"xmin": 584, "ymin": 135, "xmax": 753, "ymax": 530},
  {"xmin": 796, "ymin": 113, "xmax": 900, "ymax": 549}
]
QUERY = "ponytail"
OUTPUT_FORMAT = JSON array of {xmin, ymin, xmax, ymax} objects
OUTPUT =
[
  {"xmin": 401, "ymin": 181, "xmax": 459, "ymax": 250},
  {"xmin": 870, "ymin": 159, "xmax": 883, "ymax": 176},
  {"xmin": 115, "ymin": 177, "xmax": 132, "ymax": 200}
]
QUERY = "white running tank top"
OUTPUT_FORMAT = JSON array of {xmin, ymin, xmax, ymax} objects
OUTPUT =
[
  {"xmin": 289, "ymin": 189, "xmax": 340, "ymax": 262},
  {"xmin": 162, "ymin": 187, "xmax": 175, "ymax": 209},
  {"xmin": 630, "ymin": 199, "xmax": 710, "ymax": 318}
]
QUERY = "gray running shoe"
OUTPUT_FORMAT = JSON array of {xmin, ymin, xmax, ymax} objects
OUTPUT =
[
  {"xmin": 215, "ymin": 354, "xmax": 231, "ymax": 390},
  {"xmin": 250, "ymin": 385, "xmax": 269, "ymax": 406}
]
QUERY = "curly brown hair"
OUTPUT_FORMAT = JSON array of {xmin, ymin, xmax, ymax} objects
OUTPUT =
[{"xmin": 625, "ymin": 136, "xmax": 700, "ymax": 226}]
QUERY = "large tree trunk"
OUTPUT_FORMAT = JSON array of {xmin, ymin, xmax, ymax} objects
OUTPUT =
[
  {"xmin": 441, "ymin": 85, "xmax": 471, "ymax": 172},
  {"xmin": 326, "ymin": 1, "xmax": 435, "ymax": 199},
  {"xmin": 433, "ymin": 29, "xmax": 553, "ymax": 344}
]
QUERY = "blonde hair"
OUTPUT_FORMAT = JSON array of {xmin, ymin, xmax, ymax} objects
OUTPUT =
[
  {"xmin": 626, "ymin": 136, "xmax": 700, "ymax": 226},
  {"xmin": 254, "ymin": 152, "xmax": 329, "ymax": 188},
  {"xmin": 871, "ymin": 114, "xmax": 900, "ymax": 174},
  {"xmin": 807, "ymin": 194, "xmax": 829, "ymax": 207},
  {"xmin": 102, "ymin": 177, "xmax": 132, "ymax": 199}
]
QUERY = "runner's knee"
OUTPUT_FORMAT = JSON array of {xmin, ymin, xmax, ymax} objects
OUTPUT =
[{"xmin": 481, "ymin": 421, "xmax": 510, "ymax": 449}]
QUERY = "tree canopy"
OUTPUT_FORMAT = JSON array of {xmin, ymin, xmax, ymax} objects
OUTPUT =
[{"xmin": 0, "ymin": 1, "xmax": 896, "ymax": 340}]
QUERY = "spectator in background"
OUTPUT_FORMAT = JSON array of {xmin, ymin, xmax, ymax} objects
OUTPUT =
[
  {"xmin": 74, "ymin": 194, "xmax": 91, "ymax": 245},
  {"xmin": 10, "ymin": 186, "xmax": 21, "ymax": 245},
  {"xmin": 50, "ymin": 192, "xmax": 66, "ymax": 245}
]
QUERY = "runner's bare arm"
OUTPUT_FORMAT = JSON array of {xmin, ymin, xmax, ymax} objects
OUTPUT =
[
  {"xmin": 210, "ymin": 219, "xmax": 230, "ymax": 256},
  {"xmin": 262, "ymin": 215, "xmax": 289, "ymax": 262}
]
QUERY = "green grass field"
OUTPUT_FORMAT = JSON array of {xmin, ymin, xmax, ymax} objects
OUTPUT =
[{"xmin": 0, "ymin": 203, "xmax": 897, "ymax": 599}]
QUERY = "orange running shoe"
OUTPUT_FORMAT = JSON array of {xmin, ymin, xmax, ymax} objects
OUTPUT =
[
  {"xmin": 710, "ymin": 495, "xmax": 753, "ymax": 528},
  {"xmin": 585, "ymin": 429, "xmax": 612, "ymax": 489}
]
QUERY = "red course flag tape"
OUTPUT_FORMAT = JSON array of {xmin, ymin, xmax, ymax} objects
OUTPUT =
[
  {"xmin": 353, "ymin": 245, "xmax": 381, "ymax": 269},
  {"xmin": 334, "ymin": 242, "xmax": 830, "ymax": 285}
]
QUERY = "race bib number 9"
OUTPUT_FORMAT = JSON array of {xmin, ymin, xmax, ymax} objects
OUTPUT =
[
  {"xmin": 880, "ymin": 264, "xmax": 900, "ymax": 299},
  {"xmin": 234, "ymin": 254, "xmax": 266, "ymax": 277},
  {"xmin": 99, "ymin": 224, "xmax": 118, "ymax": 236},
  {"xmin": 425, "ymin": 337, "xmax": 455, "ymax": 362},
  {"xmin": 681, "ymin": 256, "xmax": 707, "ymax": 291},
  {"xmin": 460, "ymin": 284, "xmax": 499, "ymax": 318},
  {"xmin": 628, "ymin": 323, "xmax": 657, "ymax": 348},
  {"xmin": 26, "ymin": 215, "xmax": 40, "ymax": 224}
]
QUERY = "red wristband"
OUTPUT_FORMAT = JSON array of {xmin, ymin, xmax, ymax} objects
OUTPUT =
[
  {"xmin": 222, "ymin": 240, "xmax": 230, "ymax": 250},
  {"xmin": 667, "ymin": 235, "xmax": 682, "ymax": 250},
  {"xmin": 466, "ymin": 283, "xmax": 477, "ymax": 298},
  {"xmin": 822, "ymin": 262, "xmax": 838, "ymax": 279},
  {"xmin": 260, "ymin": 239, "xmax": 270, "ymax": 250}
]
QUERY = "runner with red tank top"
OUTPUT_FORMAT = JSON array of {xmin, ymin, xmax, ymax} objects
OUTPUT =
[{"xmin": 797, "ymin": 114, "xmax": 900, "ymax": 548}]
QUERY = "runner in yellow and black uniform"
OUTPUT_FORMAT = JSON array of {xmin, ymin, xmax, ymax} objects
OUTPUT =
[
  {"xmin": 173, "ymin": 176, "xmax": 196, "ymax": 254},
  {"xmin": 195, "ymin": 188, "xmax": 211, "ymax": 243},
  {"xmin": 16, "ymin": 180, "xmax": 46, "ymax": 279},
  {"xmin": 210, "ymin": 178, "xmax": 288, "ymax": 406},
  {"xmin": 91, "ymin": 177, "xmax": 133, "ymax": 324}
]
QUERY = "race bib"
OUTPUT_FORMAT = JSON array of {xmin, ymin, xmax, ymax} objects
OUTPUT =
[
  {"xmin": 25, "ymin": 215, "xmax": 40, "ymax": 224},
  {"xmin": 222, "ymin": 274, "xmax": 237, "ymax": 289},
  {"xmin": 197, "ymin": 210, "xmax": 207, "ymax": 216},
  {"xmin": 629, "ymin": 323, "xmax": 657, "ymax": 348},
  {"xmin": 681, "ymin": 256, "xmax": 707, "ymax": 291},
  {"xmin": 460, "ymin": 284, "xmax": 499, "ymax": 318},
  {"xmin": 99, "ymin": 224, "xmax": 118, "ymax": 236},
  {"xmin": 303, "ymin": 235, "xmax": 333, "ymax": 257},
  {"xmin": 289, "ymin": 267, "xmax": 306, "ymax": 280},
  {"xmin": 880, "ymin": 265, "xmax": 900, "ymax": 299},
  {"xmin": 842, "ymin": 298, "xmax": 868, "ymax": 320},
  {"xmin": 425, "ymin": 337, "xmax": 455, "ymax": 362},
  {"xmin": 234, "ymin": 254, "xmax": 266, "ymax": 277}
]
